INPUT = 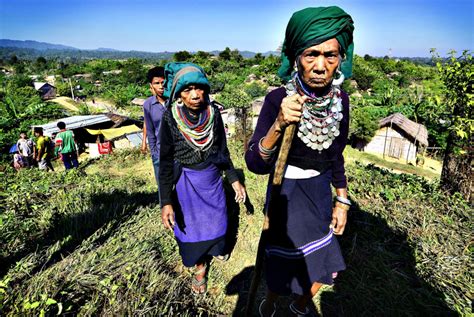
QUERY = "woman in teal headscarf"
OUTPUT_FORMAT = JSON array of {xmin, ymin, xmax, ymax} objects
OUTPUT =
[
  {"xmin": 245, "ymin": 6, "xmax": 354, "ymax": 316},
  {"xmin": 159, "ymin": 62, "xmax": 246, "ymax": 294}
]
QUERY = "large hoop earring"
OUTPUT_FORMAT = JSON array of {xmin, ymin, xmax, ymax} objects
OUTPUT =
[
  {"xmin": 332, "ymin": 70, "xmax": 344, "ymax": 86},
  {"xmin": 176, "ymin": 98, "xmax": 183, "ymax": 106}
]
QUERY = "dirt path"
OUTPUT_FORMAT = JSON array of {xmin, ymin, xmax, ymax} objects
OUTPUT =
[
  {"xmin": 50, "ymin": 97, "xmax": 80, "ymax": 112},
  {"xmin": 85, "ymin": 98, "xmax": 116, "ymax": 113}
]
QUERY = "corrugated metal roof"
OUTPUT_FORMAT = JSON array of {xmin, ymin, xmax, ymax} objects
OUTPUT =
[
  {"xmin": 34, "ymin": 82, "xmax": 47, "ymax": 90},
  {"xmin": 125, "ymin": 131, "xmax": 144, "ymax": 147},
  {"xmin": 33, "ymin": 82, "xmax": 55, "ymax": 90},
  {"xmin": 32, "ymin": 115, "xmax": 112, "ymax": 136}
]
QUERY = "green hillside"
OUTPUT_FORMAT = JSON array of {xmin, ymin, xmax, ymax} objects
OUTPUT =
[{"xmin": 1, "ymin": 147, "xmax": 471, "ymax": 316}]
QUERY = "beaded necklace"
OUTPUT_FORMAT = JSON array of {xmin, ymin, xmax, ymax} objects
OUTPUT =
[
  {"xmin": 285, "ymin": 73, "xmax": 343, "ymax": 152},
  {"xmin": 171, "ymin": 100, "xmax": 215, "ymax": 151}
]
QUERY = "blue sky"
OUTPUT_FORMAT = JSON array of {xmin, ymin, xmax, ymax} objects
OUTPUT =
[{"xmin": 0, "ymin": 0, "xmax": 472, "ymax": 57}]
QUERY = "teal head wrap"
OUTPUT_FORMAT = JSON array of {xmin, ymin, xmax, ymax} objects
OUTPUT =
[
  {"xmin": 278, "ymin": 6, "xmax": 355, "ymax": 81},
  {"xmin": 163, "ymin": 62, "xmax": 211, "ymax": 102}
]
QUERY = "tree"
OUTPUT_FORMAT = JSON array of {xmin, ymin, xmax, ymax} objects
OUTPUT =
[
  {"xmin": 216, "ymin": 87, "xmax": 253, "ymax": 144},
  {"xmin": 55, "ymin": 81, "xmax": 71, "ymax": 97},
  {"xmin": 349, "ymin": 106, "xmax": 380, "ymax": 145},
  {"xmin": 219, "ymin": 47, "xmax": 231, "ymax": 61},
  {"xmin": 230, "ymin": 49, "xmax": 243, "ymax": 63},
  {"xmin": 244, "ymin": 81, "xmax": 267, "ymax": 99},
  {"xmin": 363, "ymin": 54, "xmax": 374, "ymax": 61},
  {"xmin": 253, "ymin": 53, "xmax": 264, "ymax": 64},
  {"xmin": 435, "ymin": 50, "xmax": 473, "ymax": 202},
  {"xmin": 35, "ymin": 56, "xmax": 48, "ymax": 71},
  {"xmin": 9, "ymin": 55, "xmax": 18, "ymax": 65},
  {"xmin": 195, "ymin": 51, "xmax": 211, "ymax": 60},
  {"xmin": 352, "ymin": 56, "xmax": 378, "ymax": 90},
  {"xmin": 173, "ymin": 51, "xmax": 192, "ymax": 62},
  {"xmin": 120, "ymin": 59, "xmax": 145, "ymax": 84}
]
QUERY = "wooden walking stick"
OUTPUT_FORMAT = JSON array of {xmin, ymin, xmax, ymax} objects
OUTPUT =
[{"xmin": 244, "ymin": 123, "xmax": 297, "ymax": 316}]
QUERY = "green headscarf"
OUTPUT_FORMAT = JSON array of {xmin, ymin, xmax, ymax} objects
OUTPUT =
[
  {"xmin": 163, "ymin": 62, "xmax": 210, "ymax": 102},
  {"xmin": 278, "ymin": 6, "xmax": 355, "ymax": 81}
]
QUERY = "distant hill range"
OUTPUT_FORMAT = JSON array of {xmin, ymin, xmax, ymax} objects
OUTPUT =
[
  {"xmin": 0, "ymin": 39, "xmax": 432, "ymax": 64},
  {"xmin": 0, "ymin": 39, "xmax": 279, "ymax": 61},
  {"xmin": 0, "ymin": 39, "xmax": 79, "ymax": 51}
]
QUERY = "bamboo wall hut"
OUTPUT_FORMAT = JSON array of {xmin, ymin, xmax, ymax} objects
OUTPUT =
[{"xmin": 364, "ymin": 113, "xmax": 428, "ymax": 163}]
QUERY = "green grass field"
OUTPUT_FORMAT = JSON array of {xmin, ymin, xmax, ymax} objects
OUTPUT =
[{"xmin": 1, "ymin": 145, "xmax": 471, "ymax": 316}]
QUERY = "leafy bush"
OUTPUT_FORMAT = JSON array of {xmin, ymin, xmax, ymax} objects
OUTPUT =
[
  {"xmin": 352, "ymin": 55, "xmax": 380, "ymax": 90},
  {"xmin": 243, "ymin": 81, "xmax": 267, "ymax": 99},
  {"xmin": 349, "ymin": 106, "xmax": 380, "ymax": 143}
]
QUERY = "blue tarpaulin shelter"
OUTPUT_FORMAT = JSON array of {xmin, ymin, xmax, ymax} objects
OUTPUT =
[{"xmin": 9, "ymin": 144, "xmax": 17, "ymax": 154}]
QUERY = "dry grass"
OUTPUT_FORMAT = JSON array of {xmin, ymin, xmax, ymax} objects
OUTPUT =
[
  {"xmin": 1, "ymin": 145, "xmax": 471, "ymax": 316},
  {"xmin": 344, "ymin": 147, "xmax": 441, "ymax": 180},
  {"xmin": 50, "ymin": 97, "xmax": 80, "ymax": 113}
]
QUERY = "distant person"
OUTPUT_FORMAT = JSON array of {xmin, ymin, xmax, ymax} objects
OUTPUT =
[
  {"xmin": 159, "ymin": 62, "xmax": 246, "ymax": 294},
  {"xmin": 33, "ymin": 127, "xmax": 54, "ymax": 171},
  {"xmin": 55, "ymin": 121, "xmax": 79, "ymax": 170},
  {"xmin": 50, "ymin": 132, "xmax": 60, "ymax": 160},
  {"xmin": 143, "ymin": 66, "xmax": 167, "ymax": 200},
  {"xmin": 245, "ymin": 6, "xmax": 354, "ymax": 316},
  {"xmin": 16, "ymin": 132, "xmax": 34, "ymax": 167},
  {"xmin": 13, "ymin": 153, "xmax": 25, "ymax": 171}
]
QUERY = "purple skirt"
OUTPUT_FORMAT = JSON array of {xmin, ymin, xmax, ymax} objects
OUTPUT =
[
  {"xmin": 173, "ymin": 164, "xmax": 227, "ymax": 266},
  {"xmin": 265, "ymin": 169, "xmax": 346, "ymax": 295}
]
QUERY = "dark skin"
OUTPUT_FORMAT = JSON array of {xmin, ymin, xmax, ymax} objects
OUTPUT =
[
  {"xmin": 141, "ymin": 76, "xmax": 166, "ymax": 154},
  {"xmin": 161, "ymin": 84, "xmax": 246, "ymax": 293},
  {"xmin": 150, "ymin": 76, "xmax": 166, "ymax": 103},
  {"xmin": 260, "ymin": 38, "xmax": 348, "ymax": 316}
]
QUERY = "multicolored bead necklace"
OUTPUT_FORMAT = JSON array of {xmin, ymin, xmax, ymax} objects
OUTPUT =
[
  {"xmin": 171, "ymin": 100, "xmax": 215, "ymax": 151},
  {"xmin": 285, "ymin": 73, "xmax": 343, "ymax": 152}
]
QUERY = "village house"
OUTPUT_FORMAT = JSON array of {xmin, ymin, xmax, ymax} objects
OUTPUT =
[
  {"xmin": 33, "ymin": 82, "xmax": 56, "ymax": 100},
  {"xmin": 72, "ymin": 73, "xmax": 93, "ymax": 82},
  {"xmin": 363, "ymin": 113, "xmax": 428, "ymax": 163},
  {"xmin": 32, "ymin": 114, "xmax": 143, "ymax": 158}
]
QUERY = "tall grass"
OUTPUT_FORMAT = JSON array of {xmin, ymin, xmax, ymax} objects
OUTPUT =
[{"xmin": 1, "ymin": 146, "xmax": 471, "ymax": 316}]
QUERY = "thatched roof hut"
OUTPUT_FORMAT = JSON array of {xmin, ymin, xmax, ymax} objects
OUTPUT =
[
  {"xmin": 379, "ymin": 113, "xmax": 428, "ymax": 146},
  {"xmin": 364, "ymin": 113, "xmax": 428, "ymax": 163}
]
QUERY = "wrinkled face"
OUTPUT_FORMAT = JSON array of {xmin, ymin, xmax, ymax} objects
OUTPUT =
[
  {"xmin": 149, "ymin": 77, "xmax": 165, "ymax": 97},
  {"xmin": 179, "ymin": 85, "xmax": 207, "ymax": 112},
  {"xmin": 298, "ymin": 38, "xmax": 341, "ymax": 90}
]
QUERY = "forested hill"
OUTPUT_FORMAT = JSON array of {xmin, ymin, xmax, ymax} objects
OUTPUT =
[
  {"xmin": 0, "ymin": 39, "xmax": 280, "ymax": 61},
  {"xmin": 0, "ymin": 39, "xmax": 78, "ymax": 50},
  {"xmin": 0, "ymin": 46, "xmax": 175, "ymax": 61},
  {"xmin": 0, "ymin": 39, "xmax": 430, "ymax": 63}
]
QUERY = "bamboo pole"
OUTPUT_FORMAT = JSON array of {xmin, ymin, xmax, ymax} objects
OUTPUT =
[
  {"xmin": 244, "ymin": 123, "xmax": 296, "ymax": 316},
  {"xmin": 68, "ymin": 78, "xmax": 75, "ymax": 100}
]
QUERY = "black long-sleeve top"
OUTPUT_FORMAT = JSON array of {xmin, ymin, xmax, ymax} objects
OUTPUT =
[
  {"xmin": 245, "ymin": 87, "xmax": 350, "ymax": 188},
  {"xmin": 159, "ymin": 103, "xmax": 239, "ymax": 207}
]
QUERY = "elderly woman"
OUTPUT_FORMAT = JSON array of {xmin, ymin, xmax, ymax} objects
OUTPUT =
[
  {"xmin": 245, "ymin": 7, "xmax": 354, "ymax": 316},
  {"xmin": 159, "ymin": 62, "xmax": 246, "ymax": 294}
]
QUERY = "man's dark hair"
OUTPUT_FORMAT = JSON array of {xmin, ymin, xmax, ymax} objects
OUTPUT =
[
  {"xmin": 34, "ymin": 127, "xmax": 43, "ymax": 134},
  {"xmin": 147, "ymin": 66, "xmax": 165, "ymax": 83},
  {"xmin": 57, "ymin": 121, "xmax": 66, "ymax": 129}
]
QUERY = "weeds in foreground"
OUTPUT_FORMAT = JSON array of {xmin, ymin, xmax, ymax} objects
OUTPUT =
[{"xmin": 1, "ymin": 148, "xmax": 472, "ymax": 316}]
